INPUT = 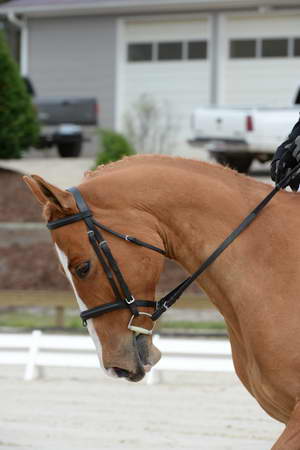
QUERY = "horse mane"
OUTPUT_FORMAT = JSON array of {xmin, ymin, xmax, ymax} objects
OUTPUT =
[
  {"xmin": 85, "ymin": 154, "xmax": 235, "ymax": 178},
  {"xmin": 83, "ymin": 154, "xmax": 273, "ymax": 195}
]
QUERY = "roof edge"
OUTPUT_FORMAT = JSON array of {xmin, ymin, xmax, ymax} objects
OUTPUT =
[{"xmin": 0, "ymin": 0, "xmax": 299, "ymax": 17}]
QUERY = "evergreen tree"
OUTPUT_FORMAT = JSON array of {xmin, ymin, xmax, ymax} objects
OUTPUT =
[{"xmin": 0, "ymin": 31, "xmax": 40, "ymax": 158}]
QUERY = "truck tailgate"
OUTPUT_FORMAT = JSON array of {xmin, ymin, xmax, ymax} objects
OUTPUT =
[
  {"xmin": 191, "ymin": 107, "xmax": 250, "ymax": 141},
  {"xmin": 35, "ymin": 97, "xmax": 98, "ymax": 126}
]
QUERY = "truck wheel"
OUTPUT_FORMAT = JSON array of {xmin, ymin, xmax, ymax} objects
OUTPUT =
[
  {"xmin": 214, "ymin": 154, "xmax": 253, "ymax": 174},
  {"xmin": 57, "ymin": 142, "xmax": 82, "ymax": 158}
]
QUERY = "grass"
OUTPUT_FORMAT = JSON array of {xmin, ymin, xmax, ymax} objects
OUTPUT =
[
  {"xmin": 0, "ymin": 310, "xmax": 225, "ymax": 331},
  {"xmin": 0, "ymin": 310, "xmax": 83, "ymax": 329},
  {"xmin": 0, "ymin": 290, "xmax": 223, "ymax": 331},
  {"xmin": 159, "ymin": 321, "xmax": 226, "ymax": 330}
]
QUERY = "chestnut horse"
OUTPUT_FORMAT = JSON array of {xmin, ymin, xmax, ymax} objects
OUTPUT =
[{"xmin": 24, "ymin": 155, "xmax": 300, "ymax": 449}]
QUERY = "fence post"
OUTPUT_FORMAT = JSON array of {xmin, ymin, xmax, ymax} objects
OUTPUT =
[{"xmin": 24, "ymin": 329, "xmax": 42, "ymax": 381}]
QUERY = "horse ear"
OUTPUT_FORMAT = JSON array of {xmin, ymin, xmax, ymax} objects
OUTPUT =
[{"xmin": 23, "ymin": 174, "xmax": 77, "ymax": 213}]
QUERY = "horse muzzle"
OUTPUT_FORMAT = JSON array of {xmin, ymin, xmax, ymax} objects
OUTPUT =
[{"xmin": 104, "ymin": 334, "xmax": 161, "ymax": 382}]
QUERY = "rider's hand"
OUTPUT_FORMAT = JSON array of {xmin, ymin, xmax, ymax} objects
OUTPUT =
[{"xmin": 271, "ymin": 136, "xmax": 300, "ymax": 191}]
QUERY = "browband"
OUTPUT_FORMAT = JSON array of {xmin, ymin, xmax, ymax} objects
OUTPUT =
[{"xmin": 47, "ymin": 210, "xmax": 92, "ymax": 230}]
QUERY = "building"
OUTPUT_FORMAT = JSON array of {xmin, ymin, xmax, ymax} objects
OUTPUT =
[{"xmin": 0, "ymin": 0, "xmax": 299, "ymax": 152}]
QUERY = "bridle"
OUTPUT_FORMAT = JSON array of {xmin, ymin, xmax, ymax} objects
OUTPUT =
[
  {"xmin": 47, "ymin": 187, "xmax": 164, "ymax": 336},
  {"xmin": 46, "ymin": 163, "xmax": 300, "ymax": 336}
]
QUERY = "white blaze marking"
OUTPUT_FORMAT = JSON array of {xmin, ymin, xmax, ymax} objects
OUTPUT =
[{"xmin": 54, "ymin": 244, "xmax": 114, "ymax": 375}]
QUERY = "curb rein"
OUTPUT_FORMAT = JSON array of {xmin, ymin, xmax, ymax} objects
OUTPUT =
[{"xmin": 46, "ymin": 163, "xmax": 300, "ymax": 336}]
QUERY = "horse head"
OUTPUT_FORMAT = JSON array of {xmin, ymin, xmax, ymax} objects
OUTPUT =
[{"xmin": 24, "ymin": 173, "xmax": 165, "ymax": 382}]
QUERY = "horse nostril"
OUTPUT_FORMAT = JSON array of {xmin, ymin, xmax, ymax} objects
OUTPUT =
[{"xmin": 113, "ymin": 367, "xmax": 130, "ymax": 378}]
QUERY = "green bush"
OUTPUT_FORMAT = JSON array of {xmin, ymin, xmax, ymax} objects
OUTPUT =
[
  {"xmin": 95, "ymin": 129, "xmax": 136, "ymax": 166},
  {"xmin": 0, "ymin": 31, "xmax": 40, "ymax": 159}
]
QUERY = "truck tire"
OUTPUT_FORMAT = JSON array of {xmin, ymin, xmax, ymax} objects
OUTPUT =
[
  {"xmin": 57, "ymin": 142, "xmax": 82, "ymax": 158},
  {"xmin": 213, "ymin": 153, "xmax": 253, "ymax": 174}
]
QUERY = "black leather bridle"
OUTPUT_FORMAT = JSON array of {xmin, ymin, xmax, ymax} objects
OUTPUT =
[
  {"xmin": 47, "ymin": 187, "xmax": 164, "ymax": 335},
  {"xmin": 46, "ymin": 163, "xmax": 300, "ymax": 334}
]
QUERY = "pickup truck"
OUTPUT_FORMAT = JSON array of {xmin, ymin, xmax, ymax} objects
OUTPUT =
[
  {"xmin": 35, "ymin": 97, "xmax": 98, "ymax": 157},
  {"xmin": 189, "ymin": 88, "xmax": 300, "ymax": 173},
  {"xmin": 24, "ymin": 77, "xmax": 98, "ymax": 157}
]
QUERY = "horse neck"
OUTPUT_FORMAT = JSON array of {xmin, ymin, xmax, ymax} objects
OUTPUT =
[
  {"xmin": 88, "ymin": 157, "xmax": 282, "ymax": 320},
  {"xmin": 152, "ymin": 164, "xmax": 261, "ymax": 263},
  {"xmin": 143, "ymin": 162, "xmax": 275, "ymax": 315}
]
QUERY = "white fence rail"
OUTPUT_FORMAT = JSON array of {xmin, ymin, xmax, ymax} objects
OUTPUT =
[{"xmin": 0, "ymin": 331, "xmax": 234, "ymax": 383}]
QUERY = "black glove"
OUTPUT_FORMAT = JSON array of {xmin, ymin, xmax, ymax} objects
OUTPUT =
[{"xmin": 271, "ymin": 133, "xmax": 300, "ymax": 191}]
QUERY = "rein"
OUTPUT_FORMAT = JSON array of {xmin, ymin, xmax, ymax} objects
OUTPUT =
[{"xmin": 47, "ymin": 163, "xmax": 300, "ymax": 333}]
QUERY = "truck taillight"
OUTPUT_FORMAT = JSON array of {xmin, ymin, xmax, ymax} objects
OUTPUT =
[
  {"xmin": 95, "ymin": 102, "xmax": 100, "ymax": 116},
  {"xmin": 246, "ymin": 115, "xmax": 253, "ymax": 132}
]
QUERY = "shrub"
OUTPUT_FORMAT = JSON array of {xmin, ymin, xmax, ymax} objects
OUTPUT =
[
  {"xmin": 124, "ymin": 93, "xmax": 178, "ymax": 154},
  {"xmin": 95, "ymin": 129, "xmax": 135, "ymax": 166},
  {"xmin": 0, "ymin": 31, "xmax": 40, "ymax": 159}
]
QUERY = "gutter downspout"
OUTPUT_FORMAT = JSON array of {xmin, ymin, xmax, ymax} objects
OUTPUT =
[{"xmin": 7, "ymin": 11, "xmax": 28, "ymax": 76}]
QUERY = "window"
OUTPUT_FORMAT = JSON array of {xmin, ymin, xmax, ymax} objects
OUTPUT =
[
  {"xmin": 158, "ymin": 42, "xmax": 182, "ymax": 61},
  {"xmin": 127, "ymin": 43, "xmax": 152, "ymax": 62},
  {"xmin": 230, "ymin": 40, "xmax": 256, "ymax": 58},
  {"xmin": 188, "ymin": 41, "xmax": 207, "ymax": 60},
  {"xmin": 262, "ymin": 39, "xmax": 288, "ymax": 57},
  {"xmin": 294, "ymin": 38, "xmax": 300, "ymax": 57}
]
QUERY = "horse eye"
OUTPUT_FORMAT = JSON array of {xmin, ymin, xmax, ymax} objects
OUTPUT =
[{"xmin": 75, "ymin": 261, "xmax": 91, "ymax": 279}]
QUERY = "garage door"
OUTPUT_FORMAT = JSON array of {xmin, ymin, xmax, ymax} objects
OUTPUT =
[
  {"xmin": 223, "ymin": 12, "xmax": 300, "ymax": 107},
  {"xmin": 122, "ymin": 17, "xmax": 210, "ymax": 153}
]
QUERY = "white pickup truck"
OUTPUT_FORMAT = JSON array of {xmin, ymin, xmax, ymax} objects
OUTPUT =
[{"xmin": 189, "ymin": 89, "xmax": 300, "ymax": 173}]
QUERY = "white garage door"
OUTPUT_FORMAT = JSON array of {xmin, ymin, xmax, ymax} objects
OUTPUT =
[
  {"xmin": 122, "ymin": 17, "xmax": 211, "ymax": 153},
  {"xmin": 223, "ymin": 12, "xmax": 300, "ymax": 107}
]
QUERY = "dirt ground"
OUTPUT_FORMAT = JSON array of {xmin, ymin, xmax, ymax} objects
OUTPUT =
[{"xmin": 0, "ymin": 366, "xmax": 283, "ymax": 450}]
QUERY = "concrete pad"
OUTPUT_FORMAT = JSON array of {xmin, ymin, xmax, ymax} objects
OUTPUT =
[{"xmin": 0, "ymin": 158, "xmax": 94, "ymax": 189}]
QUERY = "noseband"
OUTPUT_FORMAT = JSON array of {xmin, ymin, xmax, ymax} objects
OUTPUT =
[{"xmin": 47, "ymin": 187, "xmax": 165, "ymax": 335}]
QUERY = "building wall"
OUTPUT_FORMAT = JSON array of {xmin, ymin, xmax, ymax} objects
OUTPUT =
[
  {"xmin": 23, "ymin": 5, "xmax": 300, "ymax": 155},
  {"xmin": 120, "ymin": 15, "xmax": 211, "ymax": 152},
  {"xmin": 222, "ymin": 11, "xmax": 300, "ymax": 106},
  {"xmin": 28, "ymin": 15, "xmax": 117, "ymax": 130}
]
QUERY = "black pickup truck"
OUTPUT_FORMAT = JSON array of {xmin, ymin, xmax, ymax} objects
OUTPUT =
[{"xmin": 24, "ymin": 78, "xmax": 98, "ymax": 157}]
